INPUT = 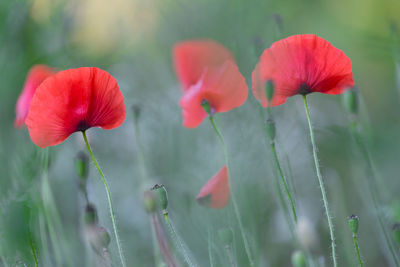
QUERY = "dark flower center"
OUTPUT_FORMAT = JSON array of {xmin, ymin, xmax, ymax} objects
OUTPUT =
[
  {"xmin": 298, "ymin": 83, "xmax": 312, "ymax": 95},
  {"xmin": 77, "ymin": 120, "xmax": 91, "ymax": 132}
]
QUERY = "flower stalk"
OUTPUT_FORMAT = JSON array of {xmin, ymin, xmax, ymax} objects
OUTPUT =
[
  {"xmin": 302, "ymin": 95, "xmax": 337, "ymax": 267},
  {"xmin": 82, "ymin": 131, "xmax": 126, "ymax": 267}
]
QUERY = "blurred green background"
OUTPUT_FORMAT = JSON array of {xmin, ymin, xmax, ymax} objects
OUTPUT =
[{"xmin": 1, "ymin": 0, "xmax": 400, "ymax": 266}]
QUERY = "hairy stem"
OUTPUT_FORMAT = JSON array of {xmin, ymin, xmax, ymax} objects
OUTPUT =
[
  {"xmin": 303, "ymin": 95, "xmax": 337, "ymax": 267},
  {"xmin": 82, "ymin": 131, "xmax": 126, "ymax": 267},
  {"xmin": 209, "ymin": 115, "xmax": 255, "ymax": 267}
]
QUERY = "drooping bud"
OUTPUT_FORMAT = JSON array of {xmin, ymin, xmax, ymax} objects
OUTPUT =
[
  {"xmin": 75, "ymin": 151, "xmax": 89, "ymax": 180},
  {"xmin": 143, "ymin": 191, "xmax": 156, "ymax": 214},
  {"xmin": 392, "ymin": 223, "xmax": 400, "ymax": 246},
  {"xmin": 218, "ymin": 228, "xmax": 233, "ymax": 246},
  {"xmin": 265, "ymin": 80, "xmax": 274, "ymax": 102},
  {"xmin": 96, "ymin": 226, "xmax": 111, "ymax": 248},
  {"xmin": 291, "ymin": 250, "xmax": 306, "ymax": 267},
  {"xmin": 84, "ymin": 203, "xmax": 99, "ymax": 226},
  {"xmin": 201, "ymin": 99, "xmax": 212, "ymax": 115},
  {"xmin": 151, "ymin": 184, "xmax": 168, "ymax": 211},
  {"xmin": 348, "ymin": 214, "xmax": 359, "ymax": 235},
  {"xmin": 265, "ymin": 118, "xmax": 276, "ymax": 140},
  {"xmin": 342, "ymin": 88, "xmax": 358, "ymax": 115}
]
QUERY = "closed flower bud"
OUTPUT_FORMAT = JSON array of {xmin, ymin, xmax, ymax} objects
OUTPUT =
[
  {"xmin": 265, "ymin": 80, "xmax": 274, "ymax": 102},
  {"xmin": 84, "ymin": 203, "xmax": 99, "ymax": 226},
  {"xmin": 96, "ymin": 226, "xmax": 111, "ymax": 248},
  {"xmin": 348, "ymin": 214, "xmax": 359, "ymax": 234},
  {"xmin": 291, "ymin": 250, "xmax": 306, "ymax": 267},
  {"xmin": 392, "ymin": 223, "xmax": 400, "ymax": 246},
  {"xmin": 151, "ymin": 184, "xmax": 168, "ymax": 211},
  {"xmin": 342, "ymin": 88, "xmax": 358, "ymax": 115},
  {"xmin": 143, "ymin": 191, "xmax": 156, "ymax": 214},
  {"xmin": 75, "ymin": 151, "xmax": 89, "ymax": 180},
  {"xmin": 265, "ymin": 118, "xmax": 276, "ymax": 140},
  {"xmin": 218, "ymin": 228, "xmax": 233, "ymax": 246}
]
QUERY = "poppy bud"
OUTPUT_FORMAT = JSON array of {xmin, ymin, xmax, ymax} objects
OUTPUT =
[
  {"xmin": 201, "ymin": 99, "xmax": 212, "ymax": 115},
  {"xmin": 143, "ymin": 191, "xmax": 156, "ymax": 214},
  {"xmin": 132, "ymin": 105, "xmax": 141, "ymax": 120},
  {"xmin": 96, "ymin": 226, "xmax": 111, "ymax": 248},
  {"xmin": 342, "ymin": 88, "xmax": 358, "ymax": 115},
  {"xmin": 84, "ymin": 203, "xmax": 99, "ymax": 226},
  {"xmin": 75, "ymin": 151, "xmax": 89, "ymax": 180},
  {"xmin": 348, "ymin": 214, "xmax": 359, "ymax": 235},
  {"xmin": 265, "ymin": 118, "xmax": 276, "ymax": 140},
  {"xmin": 392, "ymin": 223, "xmax": 400, "ymax": 246},
  {"xmin": 218, "ymin": 228, "xmax": 233, "ymax": 246},
  {"xmin": 291, "ymin": 250, "xmax": 306, "ymax": 267},
  {"xmin": 151, "ymin": 184, "xmax": 168, "ymax": 211},
  {"xmin": 265, "ymin": 80, "xmax": 274, "ymax": 102}
]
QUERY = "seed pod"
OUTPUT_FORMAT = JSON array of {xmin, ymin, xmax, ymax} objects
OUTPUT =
[
  {"xmin": 201, "ymin": 99, "xmax": 212, "ymax": 115},
  {"xmin": 291, "ymin": 250, "xmax": 306, "ymax": 267},
  {"xmin": 151, "ymin": 184, "xmax": 168, "ymax": 211},
  {"xmin": 348, "ymin": 214, "xmax": 359, "ymax": 235},
  {"xmin": 342, "ymin": 88, "xmax": 358, "ymax": 114}
]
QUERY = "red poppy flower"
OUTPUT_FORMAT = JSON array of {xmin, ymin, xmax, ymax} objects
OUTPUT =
[
  {"xmin": 252, "ymin": 34, "xmax": 354, "ymax": 107},
  {"xmin": 196, "ymin": 166, "xmax": 230, "ymax": 209},
  {"xmin": 15, "ymin": 65, "xmax": 56, "ymax": 127},
  {"xmin": 26, "ymin": 67, "xmax": 126, "ymax": 148},
  {"xmin": 173, "ymin": 40, "xmax": 248, "ymax": 128}
]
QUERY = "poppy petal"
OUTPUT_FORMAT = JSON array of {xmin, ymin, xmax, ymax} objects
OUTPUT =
[
  {"xmin": 196, "ymin": 166, "xmax": 230, "ymax": 209},
  {"xmin": 252, "ymin": 34, "xmax": 354, "ymax": 107},
  {"xmin": 179, "ymin": 61, "xmax": 248, "ymax": 128},
  {"xmin": 26, "ymin": 67, "xmax": 125, "ymax": 148},
  {"xmin": 14, "ymin": 65, "xmax": 56, "ymax": 127},
  {"xmin": 173, "ymin": 39, "xmax": 234, "ymax": 91}
]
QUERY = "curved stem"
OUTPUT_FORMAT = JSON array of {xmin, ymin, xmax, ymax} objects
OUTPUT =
[
  {"xmin": 164, "ymin": 212, "xmax": 197, "ymax": 267},
  {"xmin": 82, "ymin": 131, "xmax": 126, "ymax": 267},
  {"xmin": 270, "ymin": 141, "xmax": 298, "ymax": 223},
  {"xmin": 352, "ymin": 234, "xmax": 363, "ymax": 267},
  {"xmin": 29, "ymin": 229, "xmax": 39, "ymax": 267},
  {"xmin": 208, "ymin": 228, "xmax": 214, "ymax": 267},
  {"xmin": 302, "ymin": 95, "xmax": 337, "ymax": 267},
  {"xmin": 209, "ymin": 116, "xmax": 255, "ymax": 267},
  {"xmin": 349, "ymin": 124, "xmax": 400, "ymax": 266}
]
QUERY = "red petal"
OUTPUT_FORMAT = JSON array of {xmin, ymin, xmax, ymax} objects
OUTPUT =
[
  {"xmin": 196, "ymin": 166, "xmax": 230, "ymax": 209},
  {"xmin": 179, "ymin": 61, "xmax": 248, "ymax": 128},
  {"xmin": 14, "ymin": 65, "xmax": 56, "ymax": 127},
  {"xmin": 173, "ymin": 40, "xmax": 234, "ymax": 91},
  {"xmin": 26, "ymin": 67, "xmax": 126, "ymax": 148},
  {"xmin": 252, "ymin": 34, "xmax": 354, "ymax": 107}
]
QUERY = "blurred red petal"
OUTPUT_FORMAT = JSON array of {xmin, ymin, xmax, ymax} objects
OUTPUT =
[
  {"xmin": 252, "ymin": 34, "xmax": 354, "ymax": 107},
  {"xmin": 178, "ymin": 59, "xmax": 248, "ymax": 128},
  {"xmin": 196, "ymin": 166, "xmax": 230, "ymax": 209},
  {"xmin": 14, "ymin": 65, "xmax": 56, "ymax": 128},
  {"xmin": 26, "ymin": 67, "xmax": 126, "ymax": 148},
  {"xmin": 173, "ymin": 39, "xmax": 234, "ymax": 91}
]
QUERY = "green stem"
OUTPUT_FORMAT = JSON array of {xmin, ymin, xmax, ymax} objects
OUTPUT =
[
  {"xmin": 29, "ymin": 229, "xmax": 39, "ymax": 267},
  {"xmin": 133, "ymin": 110, "xmax": 148, "ymax": 183},
  {"xmin": 208, "ymin": 228, "xmax": 214, "ymax": 267},
  {"xmin": 208, "ymin": 115, "xmax": 255, "ymax": 267},
  {"xmin": 163, "ymin": 212, "xmax": 197, "ymax": 267},
  {"xmin": 82, "ymin": 131, "xmax": 127, "ymax": 267},
  {"xmin": 302, "ymin": 95, "xmax": 337, "ymax": 267},
  {"xmin": 270, "ymin": 141, "xmax": 298, "ymax": 223},
  {"xmin": 352, "ymin": 234, "xmax": 363, "ymax": 267},
  {"xmin": 349, "ymin": 124, "xmax": 400, "ymax": 266}
]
